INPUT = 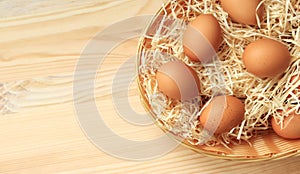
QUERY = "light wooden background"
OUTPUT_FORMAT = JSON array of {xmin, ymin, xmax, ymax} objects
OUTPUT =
[{"xmin": 1, "ymin": 0, "xmax": 300, "ymax": 173}]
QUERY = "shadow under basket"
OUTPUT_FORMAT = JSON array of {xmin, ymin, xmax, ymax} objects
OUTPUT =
[{"xmin": 136, "ymin": 0, "xmax": 300, "ymax": 161}]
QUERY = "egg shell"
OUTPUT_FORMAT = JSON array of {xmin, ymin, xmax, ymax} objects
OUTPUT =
[
  {"xmin": 272, "ymin": 111, "xmax": 300, "ymax": 139},
  {"xmin": 242, "ymin": 38, "xmax": 291, "ymax": 78},
  {"xmin": 156, "ymin": 61, "xmax": 200, "ymax": 100},
  {"xmin": 220, "ymin": 0, "xmax": 264, "ymax": 25},
  {"xmin": 183, "ymin": 14, "xmax": 222, "ymax": 63},
  {"xmin": 200, "ymin": 95, "xmax": 245, "ymax": 134}
]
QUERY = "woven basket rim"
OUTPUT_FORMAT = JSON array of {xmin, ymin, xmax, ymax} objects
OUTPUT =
[{"xmin": 136, "ymin": 76, "xmax": 300, "ymax": 161}]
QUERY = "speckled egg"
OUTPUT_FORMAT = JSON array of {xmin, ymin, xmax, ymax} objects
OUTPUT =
[
  {"xmin": 156, "ymin": 61, "xmax": 200, "ymax": 100},
  {"xmin": 272, "ymin": 111, "xmax": 300, "ymax": 139},
  {"xmin": 200, "ymin": 95, "xmax": 245, "ymax": 134},
  {"xmin": 220, "ymin": 0, "xmax": 265, "ymax": 25},
  {"xmin": 183, "ymin": 14, "xmax": 222, "ymax": 63},
  {"xmin": 242, "ymin": 38, "xmax": 291, "ymax": 78}
]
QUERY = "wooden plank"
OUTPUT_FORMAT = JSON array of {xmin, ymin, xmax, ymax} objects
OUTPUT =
[
  {"xmin": 2, "ymin": 102, "xmax": 300, "ymax": 174},
  {"xmin": 0, "ymin": 0, "xmax": 164, "ymax": 83},
  {"xmin": 1, "ymin": 0, "xmax": 300, "ymax": 173},
  {"xmin": 0, "ymin": 0, "xmax": 108, "ymax": 18}
]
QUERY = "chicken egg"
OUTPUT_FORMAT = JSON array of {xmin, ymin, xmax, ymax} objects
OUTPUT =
[
  {"xmin": 220, "ymin": 0, "xmax": 265, "ymax": 25},
  {"xmin": 183, "ymin": 14, "xmax": 222, "ymax": 63},
  {"xmin": 242, "ymin": 38, "xmax": 291, "ymax": 78},
  {"xmin": 200, "ymin": 95, "xmax": 245, "ymax": 134},
  {"xmin": 272, "ymin": 111, "xmax": 300, "ymax": 139},
  {"xmin": 156, "ymin": 61, "xmax": 200, "ymax": 100}
]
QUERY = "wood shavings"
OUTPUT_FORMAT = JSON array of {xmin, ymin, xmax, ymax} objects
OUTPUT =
[{"xmin": 138, "ymin": 0, "xmax": 300, "ymax": 147}]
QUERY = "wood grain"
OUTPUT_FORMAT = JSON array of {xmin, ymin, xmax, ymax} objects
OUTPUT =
[{"xmin": 1, "ymin": 0, "xmax": 300, "ymax": 173}]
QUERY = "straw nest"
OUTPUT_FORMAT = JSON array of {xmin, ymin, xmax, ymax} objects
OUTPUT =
[{"xmin": 138, "ymin": 0, "xmax": 300, "ymax": 149}]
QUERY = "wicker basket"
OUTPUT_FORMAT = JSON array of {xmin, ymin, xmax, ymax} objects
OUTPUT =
[{"xmin": 136, "ymin": 0, "xmax": 300, "ymax": 161}]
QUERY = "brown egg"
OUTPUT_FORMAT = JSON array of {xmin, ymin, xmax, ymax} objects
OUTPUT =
[
  {"xmin": 200, "ymin": 95, "xmax": 245, "ymax": 134},
  {"xmin": 272, "ymin": 111, "xmax": 300, "ymax": 139},
  {"xmin": 220, "ymin": 0, "xmax": 265, "ymax": 25},
  {"xmin": 156, "ymin": 61, "xmax": 200, "ymax": 100},
  {"xmin": 183, "ymin": 14, "xmax": 222, "ymax": 63},
  {"xmin": 242, "ymin": 38, "xmax": 291, "ymax": 78}
]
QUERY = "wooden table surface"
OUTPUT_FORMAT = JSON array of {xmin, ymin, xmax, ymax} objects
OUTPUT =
[{"xmin": 1, "ymin": 0, "xmax": 300, "ymax": 173}]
